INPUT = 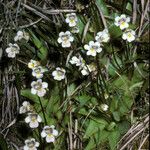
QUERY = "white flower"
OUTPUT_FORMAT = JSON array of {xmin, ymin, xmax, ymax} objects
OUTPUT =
[
  {"xmin": 28, "ymin": 60, "xmax": 40, "ymax": 69},
  {"xmin": 41, "ymin": 125, "xmax": 58, "ymax": 143},
  {"xmin": 31, "ymin": 79, "xmax": 48, "ymax": 97},
  {"xmin": 69, "ymin": 56, "xmax": 85, "ymax": 67},
  {"xmin": 5, "ymin": 43, "xmax": 20, "ymax": 58},
  {"xmin": 14, "ymin": 30, "xmax": 30, "ymax": 42},
  {"xmin": 114, "ymin": 14, "xmax": 130, "ymax": 30},
  {"xmin": 19, "ymin": 101, "xmax": 32, "ymax": 114},
  {"xmin": 81, "ymin": 63, "xmax": 96, "ymax": 76},
  {"xmin": 95, "ymin": 29, "xmax": 110, "ymax": 43},
  {"xmin": 57, "ymin": 31, "xmax": 74, "ymax": 48},
  {"xmin": 23, "ymin": 138, "xmax": 39, "ymax": 150},
  {"xmin": 81, "ymin": 66, "xmax": 89, "ymax": 76},
  {"xmin": 84, "ymin": 41, "xmax": 102, "ymax": 56},
  {"xmin": 122, "ymin": 29, "xmax": 136, "ymax": 42},
  {"xmin": 71, "ymin": 26, "xmax": 79, "ymax": 33},
  {"xmin": 32, "ymin": 66, "xmax": 46, "ymax": 79},
  {"xmin": 52, "ymin": 67, "xmax": 66, "ymax": 81},
  {"xmin": 25, "ymin": 113, "xmax": 42, "ymax": 128},
  {"xmin": 100, "ymin": 104, "xmax": 109, "ymax": 111},
  {"xmin": 65, "ymin": 13, "xmax": 78, "ymax": 27}
]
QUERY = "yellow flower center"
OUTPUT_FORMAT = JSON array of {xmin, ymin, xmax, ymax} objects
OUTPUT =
[
  {"xmin": 30, "ymin": 114, "xmax": 37, "ymax": 122},
  {"xmin": 61, "ymin": 35, "xmax": 69, "ymax": 42}
]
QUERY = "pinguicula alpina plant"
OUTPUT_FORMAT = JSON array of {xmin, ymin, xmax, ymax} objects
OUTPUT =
[
  {"xmin": 23, "ymin": 138, "xmax": 39, "ymax": 150},
  {"xmin": 57, "ymin": 31, "xmax": 74, "ymax": 47},
  {"xmin": 5, "ymin": 43, "xmax": 20, "ymax": 58},
  {"xmin": 114, "ymin": 14, "xmax": 130, "ymax": 30},
  {"xmin": 41, "ymin": 125, "xmax": 58, "ymax": 143},
  {"xmin": 3, "ymin": 1, "xmax": 148, "ymax": 149},
  {"xmin": 84, "ymin": 41, "xmax": 102, "ymax": 56},
  {"xmin": 14, "ymin": 30, "xmax": 30, "ymax": 42}
]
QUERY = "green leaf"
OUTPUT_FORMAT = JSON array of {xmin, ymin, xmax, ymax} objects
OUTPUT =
[
  {"xmin": 84, "ymin": 120, "xmax": 99, "ymax": 139},
  {"xmin": 98, "ymin": 130, "xmax": 109, "ymax": 142},
  {"xmin": 108, "ymin": 129, "xmax": 120, "ymax": 150},
  {"xmin": 96, "ymin": 0, "xmax": 109, "ymax": 16},
  {"xmin": 110, "ymin": 99, "xmax": 119, "ymax": 112},
  {"xmin": 67, "ymin": 83, "xmax": 76, "ymax": 97},
  {"xmin": 126, "ymin": 2, "xmax": 132, "ymax": 11},
  {"xmin": 29, "ymin": 31, "xmax": 48, "ymax": 61},
  {"xmin": 84, "ymin": 118, "xmax": 108, "ymax": 138},
  {"xmin": 112, "ymin": 111, "xmax": 121, "ymax": 122},
  {"xmin": 75, "ymin": 95, "xmax": 91, "ymax": 106},
  {"xmin": 107, "ymin": 122, "xmax": 116, "ymax": 131},
  {"xmin": 118, "ymin": 121, "xmax": 130, "ymax": 135},
  {"xmin": 82, "ymin": 18, "xmax": 91, "ymax": 43},
  {"xmin": 21, "ymin": 89, "xmax": 48, "ymax": 106},
  {"xmin": 21, "ymin": 89, "xmax": 39, "ymax": 102},
  {"xmin": 78, "ymin": 15, "xmax": 85, "ymax": 35},
  {"xmin": 84, "ymin": 138, "xmax": 95, "ymax": 150},
  {"xmin": 46, "ymin": 86, "xmax": 60, "ymax": 114},
  {"xmin": 109, "ymin": 25, "xmax": 122, "ymax": 38}
]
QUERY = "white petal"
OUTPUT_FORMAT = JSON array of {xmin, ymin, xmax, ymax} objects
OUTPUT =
[
  {"xmin": 5, "ymin": 48, "xmax": 11, "ymax": 53},
  {"xmin": 37, "ymin": 115, "xmax": 42, "ymax": 122},
  {"xmin": 29, "ymin": 121, "xmax": 39, "ymax": 128},
  {"xmin": 62, "ymin": 42, "xmax": 71, "ymax": 48},
  {"xmin": 95, "ymin": 35, "xmax": 99, "ymax": 41},
  {"xmin": 115, "ymin": 16, "xmax": 120, "ymax": 22},
  {"xmin": 95, "ymin": 42, "xmax": 100, "ymax": 47},
  {"xmin": 84, "ymin": 44, "xmax": 89, "ymax": 50},
  {"xmin": 120, "ymin": 23, "xmax": 129, "ymax": 30},
  {"xmin": 69, "ymin": 22, "xmax": 77, "ymax": 27},
  {"xmin": 35, "ymin": 142, "xmax": 40, "ymax": 147},
  {"xmin": 42, "ymin": 82, "xmax": 48, "ymax": 88},
  {"xmin": 19, "ymin": 106, "xmax": 26, "ymax": 114},
  {"xmin": 8, "ymin": 52, "xmax": 15, "ymax": 58},
  {"xmin": 65, "ymin": 31, "xmax": 71, "ymax": 35},
  {"xmin": 81, "ymin": 69, "xmax": 88, "ymax": 76},
  {"xmin": 37, "ymin": 79, "xmax": 42, "ymax": 83},
  {"xmin": 57, "ymin": 37, "xmax": 62, "ymax": 43},
  {"xmin": 32, "ymin": 72, "xmax": 36, "ymax": 77},
  {"xmin": 46, "ymin": 136, "xmax": 55, "ymax": 143},
  {"xmin": 23, "ymin": 145, "xmax": 29, "ymax": 150},
  {"xmin": 50, "ymin": 125, "xmax": 55, "ymax": 129},
  {"xmin": 120, "ymin": 14, "xmax": 126, "ymax": 18},
  {"xmin": 114, "ymin": 22, "xmax": 119, "ymax": 26},
  {"xmin": 17, "ymin": 31, "xmax": 24, "ymax": 36},
  {"xmin": 36, "ymin": 73, "xmax": 43, "ymax": 79},
  {"xmin": 25, "ymin": 116, "xmax": 30, "ymax": 123},
  {"xmin": 52, "ymin": 71, "xmax": 57, "ymax": 77},
  {"xmin": 122, "ymin": 34, "xmax": 127, "ymax": 40},
  {"xmin": 59, "ymin": 32, "xmax": 64, "ymax": 37},
  {"xmin": 65, "ymin": 18, "xmax": 70, "ymax": 23},
  {"xmin": 69, "ymin": 36, "xmax": 74, "ymax": 42},
  {"xmin": 41, "ymin": 131, "xmax": 47, "ymax": 138},
  {"xmin": 54, "ymin": 76, "xmax": 62, "ymax": 81},
  {"xmin": 87, "ymin": 50, "xmax": 96, "ymax": 56},
  {"xmin": 22, "ymin": 101, "xmax": 29, "ymax": 106},
  {"xmin": 53, "ymin": 129, "xmax": 58, "ymax": 136},
  {"xmin": 14, "ymin": 36, "xmax": 18, "ymax": 42},
  {"xmin": 31, "ymin": 81, "xmax": 36, "ymax": 87},
  {"xmin": 126, "ymin": 17, "xmax": 130, "ymax": 22},
  {"xmin": 89, "ymin": 41, "xmax": 94, "ymax": 46},
  {"xmin": 31, "ymin": 88, "xmax": 37, "ymax": 95},
  {"xmin": 37, "ymin": 89, "xmax": 46, "ymax": 97},
  {"xmin": 96, "ymin": 48, "xmax": 102, "ymax": 53}
]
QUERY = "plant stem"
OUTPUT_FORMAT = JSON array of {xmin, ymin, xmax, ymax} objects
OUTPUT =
[{"xmin": 38, "ymin": 97, "xmax": 47, "ymax": 125}]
